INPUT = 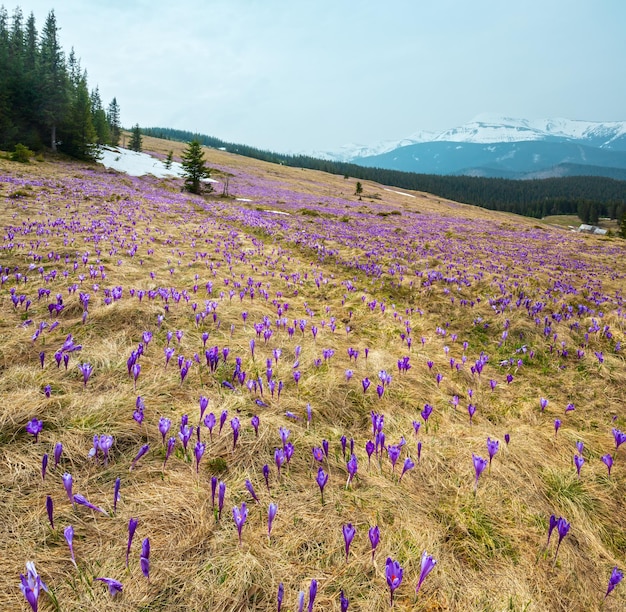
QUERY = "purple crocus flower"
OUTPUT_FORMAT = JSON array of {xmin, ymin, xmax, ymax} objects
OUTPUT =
[
  {"xmin": 362, "ymin": 378, "xmax": 371, "ymax": 393},
  {"xmin": 274, "ymin": 448, "xmax": 286, "ymax": 476},
  {"xmin": 268, "ymin": 502, "xmax": 278, "ymax": 538},
  {"xmin": 251, "ymin": 415, "xmax": 260, "ymax": 436},
  {"xmin": 26, "ymin": 418, "xmax": 43, "ymax": 442},
  {"xmin": 46, "ymin": 495, "xmax": 54, "ymax": 529},
  {"xmin": 421, "ymin": 404, "xmax": 433, "ymax": 424},
  {"xmin": 64, "ymin": 525, "xmax": 75, "ymax": 565},
  {"xmin": 369, "ymin": 525, "xmax": 380, "ymax": 561},
  {"xmin": 574, "ymin": 454, "xmax": 584, "ymax": 477},
  {"xmin": 277, "ymin": 582, "xmax": 284, "ymax": 612},
  {"xmin": 417, "ymin": 440, "xmax": 422, "ymax": 462},
  {"xmin": 159, "ymin": 417, "xmax": 171, "ymax": 444},
  {"xmin": 340, "ymin": 435, "xmax": 347, "ymax": 460},
  {"xmin": 113, "ymin": 477, "xmax": 121, "ymax": 513},
  {"xmin": 322, "ymin": 439, "xmax": 329, "ymax": 458},
  {"xmin": 601, "ymin": 454, "xmax": 613, "ymax": 476},
  {"xmin": 203, "ymin": 412, "xmax": 216, "ymax": 440},
  {"xmin": 346, "ymin": 454, "xmax": 358, "ymax": 487},
  {"xmin": 219, "ymin": 410, "xmax": 228, "ymax": 436},
  {"xmin": 612, "ymin": 428, "xmax": 626, "ymax": 451},
  {"xmin": 486, "ymin": 437, "xmax": 499, "ymax": 467},
  {"xmin": 297, "ymin": 591, "xmax": 305, "ymax": 612},
  {"xmin": 130, "ymin": 444, "xmax": 149, "ymax": 471},
  {"xmin": 308, "ymin": 579, "xmax": 317, "ymax": 612},
  {"xmin": 540, "ymin": 397, "xmax": 548, "ymax": 411},
  {"xmin": 343, "ymin": 523, "xmax": 356, "ymax": 562},
  {"xmin": 340, "ymin": 590, "xmax": 349, "ymax": 612},
  {"xmin": 386, "ymin": 557, "xmax": 403, "ymax": 606},
  {"xmin": 554, "ymin": 516, "xmax": 570, "ymax": 561},
  {"xmin": 504, "ymin": 433, "xmax": 510, "ymax": 445},
  {"xmin": 233, "ymin": 502, "xmax": 248, "ymax": 545},
  {"xmin": 95, "ymin": 577, "xmax": 123, "ymax": 596},
  {"xmin": 41, "ymin": 454, "xmax": 48, "ymax": 481},
  {"xmin": 263, "ymin": 464, "xmax": 270, "ymax": 491},
  {"xmin": 53, "ymin": 442, "xmax": 63, "ymax": 469},
  {"xmin": 365, "ymin": 440, "xmax": 375, "ymax": 466},
  {"xmin": 316, "ymin": 467, "xmax": 328, "ymax": 505},
  {"xmin": 199, "ymin": 396, "xmax": 209, "ymax": 420},
  {"xmin": 218, "ymin": 480, "xmax": 226, "ymax": 520},
  {"xmin": 554, "ymin": 419, "xmax": 561, "ymax": 437},
  {"xmin": 399, "ymin": 457, "xmax": 415, "ymax": 481},
  {"xmin": 178, "ymin": 424, "xmax": 192, "ymax": 453},
  {"xmin": 284, "ymin": 442, "xmax": 294, "ymax": 464},
  {"xmin": 472, "ymin": 454, "xmax": 488, "ymax": 492},
  {"xmin": 547, "ymin": 514, "xmax": 559, "ymax": 546},
  {"xmin": 164, "ymin": 436, "xmax": 176, "ymax": 468},
  {"xmin": 20, "ymin": 561, "xmax": 48, "ymax": 612},
  {"xmin": 605, "ymin": 566, "xmax": 623, "ymax": 599},
  {"xmin": 78, "ymin": 362, "xmax": 93, "ymax": 386},
  {"xmin": 73, "ymin": 494, "xmax": 107, "ymax": 515},
  {"xmin": 194, "ymin": 441, "xmax": 205, "ymax": 473},
  {"xmin": 62, "ymin": 472, "xmax": 73, "ymax": 505},
  {"xmin": 245, "ymin": 479, "xmax": 260, "ymax": 504},
  {"xmin": 126, "ymin": 517, "xmax": 138, "ymax": 567},
  {"xmin": 467, "ymin": 404, "xmax": 476, "ymax": 425},
  {"xmin": 140, "ymin": 538, "xmax": 150, "ymax": 580},
  {"xmin": 387, "ymin": 445, "xmax": 401, "ymax": 472},
  {"xmin": 231, "ymin": 417, "xmax": 241, "ymax": 450},
  {"xmin": 416, "ymin": 551, "xmax": 437, "ymax": 595}
]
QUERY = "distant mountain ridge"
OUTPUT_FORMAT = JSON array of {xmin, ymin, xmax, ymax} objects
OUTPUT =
[{"xmin": 317, "ymin": 115, "xmax": 626, "ymax": 179}]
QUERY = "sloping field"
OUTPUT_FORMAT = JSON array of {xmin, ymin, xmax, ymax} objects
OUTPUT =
[{"xmin": 1, "ymin": 141, "xmax": 625, "ymax": 611}]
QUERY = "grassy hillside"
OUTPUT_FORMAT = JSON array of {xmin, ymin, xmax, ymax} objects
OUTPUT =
[{"xmin": 1, "ymin": 139, "xmax": 625, "ymax": 611}]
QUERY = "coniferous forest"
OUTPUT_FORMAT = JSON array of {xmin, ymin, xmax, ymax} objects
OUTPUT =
[
  {"xmin": 0, "ymin": 6, "xmax": 120, "ymax": 160},
  {"xmin": 144, "ymin": 127, "xmax": 626, "ymax": 222}
]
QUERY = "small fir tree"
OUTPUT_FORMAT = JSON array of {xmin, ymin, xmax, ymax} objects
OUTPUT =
[
  {"xmin": 164, "ymin": 150, "xmax": 173, "ymax": 169},
  {"xmin": 181, "ymin": 140, "xmax": 211, "ymax": 194},
  {"xmin": 355, "ymin": 181, "xmax": 363, "ymax": 199},
  {"xmin": 129, "ymin": 124, "xmax": 142, "ymax": 152}
]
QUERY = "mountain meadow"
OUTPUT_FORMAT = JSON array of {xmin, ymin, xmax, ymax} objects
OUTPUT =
[{"xmin": 2, "ymin": 134, "xmax": 626, "ymax": 611}]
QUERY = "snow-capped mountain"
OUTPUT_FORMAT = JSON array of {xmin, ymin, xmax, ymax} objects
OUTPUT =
[
  {"xmin": 325, "ymin": 115, "xmax": 626, "ymax": 179},
  {"xmin": 429, "ymin": 114, "xmax": 626, "ymax": 146}
]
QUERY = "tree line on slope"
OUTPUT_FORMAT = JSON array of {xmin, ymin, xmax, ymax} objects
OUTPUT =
[
  {"xmin": 0, "ymin": 6, "xmax": 121, "ymax": 160},
  {"xmin": 143, "ymin": 127, "xmax": 626, "ymax": 223}
]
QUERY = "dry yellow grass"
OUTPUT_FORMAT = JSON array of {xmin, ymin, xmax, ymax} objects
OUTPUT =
[{"xmin": 0, "ymin": 142, "xmax": 625, "ymax": 611}]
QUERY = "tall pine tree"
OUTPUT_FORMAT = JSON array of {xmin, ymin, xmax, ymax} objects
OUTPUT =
[
  {"xmin": 106, "ymin": 97, "xmax": 121, "ymax": 146},
  {"xmin": 90, "ymin": 87, "xmax": 110, "ymax": 145},
  {"xmin": 39, "ymin": 10, "xmax": 69, "ymax": 151}
]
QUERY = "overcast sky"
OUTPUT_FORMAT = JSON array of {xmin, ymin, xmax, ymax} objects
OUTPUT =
[{"xmin": 13, "ymin": 0, "xmax": 626, "ymax": 152}]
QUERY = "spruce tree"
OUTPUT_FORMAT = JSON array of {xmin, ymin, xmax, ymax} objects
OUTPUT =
[
  {"xmin": 62, "ymin": 72, "xmax": 98, "ymax": 160},
  {"xmin": 39, "ymin": 10, "xmax": 69, "ymax": 151},
  {"xmin": 181, "ymin": 140, "xmax": 211, "ymax": 194},
  {"xmin": 129, "ymin": 124, "xmax": 142, "ymax": 152},
  {"xmin": 107, "ymin": 97, "xmax": 121, "ymax": 146},
  {"xmin": 90, "ymin": 87, "xmax": 109, "ymax": 145},
  {"xmin": 164, "ymin": 150, "xmax": 174, "ymax": 169}
]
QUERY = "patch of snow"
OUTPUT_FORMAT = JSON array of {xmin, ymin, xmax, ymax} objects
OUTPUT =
[
  {"xmin": 99, "ymin": 147, "xmax": 217, "ymax": 182},
  {"xmin": 266, "ymin": 210, "xmax": 290, "ymax": 215},
  {"xmin": 236, "ymin": 198, "xmax": 252, "ymax": 202},
  {"xmin": 383, "ymin": 188, "xmax": 416, "ymax": 198}
]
